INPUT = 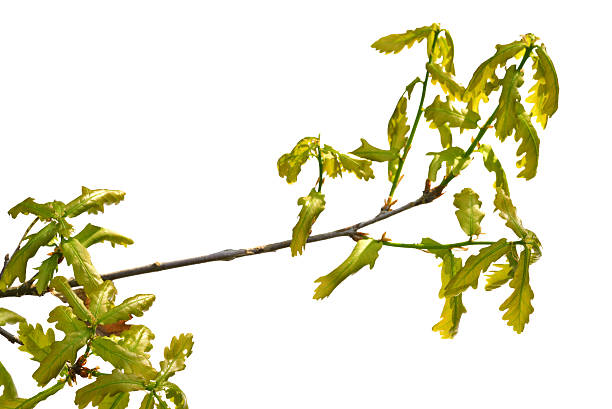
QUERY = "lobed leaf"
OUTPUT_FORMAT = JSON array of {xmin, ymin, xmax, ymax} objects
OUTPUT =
[
  {"xmin": 98, "ymin": 295, "xmax": 156, "ymax": 326},
  {"xmin": 350, "ymin": 138, "xmax": 399, "ymax": 162},
  {"xmin": 453, "ymin": 188, "xmax": 485, "ymax": 237},
  {"xmin": 0, "ymin": 309, "xmax": 25, "ymax": 327},
  {"xmin": 426, "ymin": 147, "xmax": 470, "ymax": 182},
  {"xmin": 494, "ymin": 65, "xmax": 524, "ymax": 141},
  {"xmin": 464, "ymin": 40, "xmax": 526, "ymax": 112},
  {"xmin": 0, "ymin": 396, "xmax": 25, "ymax": 408},
  {"xmin": 500, "ymin": 248, "xmax": 534, "ymax": 333},
  {"xmin": 64, "ymin": 187, "xmax": 126, "ymax": 218},
  {"xmin": 426, "ymin": 63, "xmax": 465, "ymax": 101},
  {"xmin": 320, "ymin": 145, "xmax": 374, "ymax": 181},
  {"xmin": 33, "ymin": 331, "xmax": 89, "ymax": 386},
  {"xmin": 98, "ymin": 392, "xmax": 129, "ymax": 409},
  {"xmin": 91, "ymin": 338, "xmax": 157, "ymax": 380},
  {"xmin": 157, "ymin": 333, "xmax": 194, "ymax": 383},
  {"xmin": 371, "ymin": 25, "xmax": 435, "ymax": 54},
  {"xmin": 162, "ymin": 382, "xmax": 188, "ymax": 409},
  {"xmin": 34, "ymin": 254, "xmax": 60, "ymax": 295},
  {"xmin": 0, "ymin": 222, "xmax": 59, "ymax": 291},
  {"xmin": 387, "ymin": 96, "xmax": 410, "ymax": 181},
  {"xmin": 89, "ymin": 281, "xmax": 118, "ymax": 321},
  {"xmin": 444, "ymin": 239, "xmax": 511, "ymax": 296},
  {"xmin": 313, "ymin": 238, "xmax": 382, "ymax": 299},
  {"xmin": 478, "ymin": 144, "xmax": 510, "ymax": 195},
  {"xmin": 438, "ymin": 29, "xmax": 455, "ymax": 74},
  {"xmin": 60, "ymin": 238, "xmax": 103, "ymax": 296},
  {"xmin": 74, "ymin": 224, "xmax": 134, "ymax": 248},
  {"xmin": 17, "ymin": 322, "xmax": 55, "ymax": 363},
  {"xmin": 139, "ymin": 393, "xmax": 156, "ymax": 409},
  {"xmin": 493, "ymin": 188, "xmax": 527, "ymax": 238},
  {"xmin": 0, "ymin": 361, "xmax": 18, "ymax": 399},
  {"xmin": 74, "ymin": 370, "xmax": 146, "ymax": 409},
  {"xmin": 291, "ymin": 189, "xmax": 326, "ymax": 257},
  {"xmin": 525, "ymin": 45, "xmax": 559, "ymax": 128},
  {"xmin": 50, "ymin": 277, "xmax": 94, "ymax": 323},
  {"xmin": 117, "ymin": 325, "xmax": 155, "ymax": 358},
  {"xmin": 405, "ymin": 77, "xmax": 422, "ymax": 99},
  {"xmin": 277, "ymin": 137, "xmax": 319, "ymax": 183},
  {"xmin": 7, "ymin": 198, "xmax": 60, "ymax": 221},
  {"xmin": 48, "ymin": 306, "xmax": 88, "ymax": 335},
  {"xmin": 514, "ymin": 107, "xmax": 540, "ymax": 180}
]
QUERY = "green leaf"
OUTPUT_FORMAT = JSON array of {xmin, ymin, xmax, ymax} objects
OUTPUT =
[
  {"xmin": 313, "ymin": 238, "xmax": 382, "ymax": 299},
  {"xmin": 320, "ymin": 145, "xmax": 374, "ymax": 181},
  {"xmin": 161, "ymin": 382, "xmax": 188, "ymax": 409},
  {"xmin": 0, "ymin": 361, "xmax": 18, "ymax": 399},
  {"xmin": 426, "ymin": 63, "xmax": 465, "ymax": 101},
  {"xmin": 426, "ymin": 147, "xmax": 470, "ymax": 182},
  {"xmin": 0, "ymin": 309, "xmax": 25, "ymax": 327},
  {"xmin": 14, "ymin": 381, "xmax": 65, "ymax": 409},
  {"xmin": 17, "ymin": 322, "xmax": 55, "ymax": 363},
  {"xmin": 350, "ymin": 138, "xmax": 399, "ymax": 162},
  {"xmin": 500, "ymin": 248, "xmax": 534, "ymax": 333},
  {"xmin": 98, "ymin": 295, "xmax": 156, "ymax": 326},
  {"xmin": 494, "ymin": 65, "xmax": 524, "ymax": 141},
  {"xmin": 48, "ymin": 306, "xmax": 88, "ymax": 335},
  {"xmin": 117, "ymin": 325, "xmax": 155, "ymax": 358},
  {"xmin": 50, "ymin": 277, "xmax": 94, "ymax": 323},
  {"xmin": 444, "ymin": 239, "xmax": 511, "ymax": 296},
  {"xmin": 98, "ymin": 392, "xmax": 129, "ymax": 409},
  {"xmin": 277, "ymin": 136, "xmax": 319, "ymax": 183},
  {"xmin": 514, "ymin": 107, "xmax": 540, "ymax": 180},
  {"xmin": 157, "ymin": 334, "xmax": 194, "ymax": 383},
  {"xmin": 7, "ymin": 198, "xmax": 59, "ymax": 221},
  {"xmin": 291, "ymin": 189, "xmax": 325, "ymax": 257},
  {"xmin": 525, "ymin": 45, "xmax": 558, "ymax": 128},
  {"xmin": 464, "ymin": 41, "xmax": 526, "ymax": 112},
  {"xmin": 33, "ymin": 331, "xmax": 89, "ymax": 386},
  {"xmin": 59, "ymin": 238, "xmax": 103, "ymax": 296},
  {"xmin": 139, "ymin": 393, "xmax": 156, "ymax": 409},
  {"xmin": 33, "ymin": 254, "xmax": 60, "ymax": 295},
  {"xmin": 478, "ymin": 144, "xmax": 510, "ymax": 195},
  {"xmin": 0, "ymin": 397, "xmax": 26, "ymax": 409},
  {"xmin": 74, "ymin": 224, "xmax": 134, "ymax": 248},
  {"xmin": 91, "ymin": 338, "xmax": 157, "ymax": 380},
  {"xmin": 0, "ymin": 222, "xmax": 59, "ymax": 291},
  {"xmin": 405, "ymin": 77, "xmax": 422, "ymax": 99},
  {"xmin": 493, "ymin": 188, "xmax": 527, "ymax": 238},
  {"xmin": 453, "ymin": 188, "xmax": 485, "ymax": 237},
  {"xmin": 387, "ymin": 96, "xmax": 410, "ymax": 181},
  {"xmin": 423, "ymin": 96, "xmax": 480, "ymax": 148},
  {"xmin": 485, "ymin": 244, "xmax": 518, "ymax": 292},
  {"xmin": 74, "ymin": 370, "xmax": 145, "ymax": 409},
  {"xmin": 57, "ymin": 217, "xmax": 74, "ymax": 238},
  {"xmin": 89, "ymin": 281, "xmax": 117, "ymax": 321},
  {"xmin": 371, "ymin": 25, "xmax": 434, "ymax": 54},
  {"xmin": 438, "ymin": 29, "xmax": 455, "ymax": 74},
  {"xmin": 64, "ymin": 187, "xmax": 126, "ymax": 218}
]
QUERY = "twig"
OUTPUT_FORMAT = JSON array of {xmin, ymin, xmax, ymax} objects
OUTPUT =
[
  {"xmin": 0, "ymin": 182, "xmax": 445, "ymax": 298},
  {"xmin": 0, "ymin": 327, "xmax": 23, "ymax": 345}
]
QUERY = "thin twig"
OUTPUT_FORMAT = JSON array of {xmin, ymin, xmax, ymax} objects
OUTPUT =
[
  {"xmin": 0, "ymin": 327, "xmax": 23, "ymax": 345},
  {"xmin": 0, "ymin": 182, "xmax": 445, "ymax": 298}
]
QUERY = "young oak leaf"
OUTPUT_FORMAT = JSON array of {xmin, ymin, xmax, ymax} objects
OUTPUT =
[
  {"xmin": 493, "ymin": 188, "xmax": 527, "ymax": 238},
  {"xmin": 64, "ymin": 187, "xmax": 126, "ymax": 218},
  {"xmin": 464, "ymin": 40, "xmax": 526, "ymax": 112},
  {"xmin": 88, "ymin": 280, "xmax": 118, "ymax": 321},
  {"xmin": 74, "ymin": 370, "xmax": 146, "ymax": 409},
  {"xmin": 291, "ymin": 189, "xmax": 326, "ymax": 257},
  {"xmin": 514, "ymin": 107, "xmax": 540, "ymax": 180},
  {"xmin": 426, "ymin": 147, "xmax": 470, "ymax": 182},
  {"xmin": 319, "ymin": 145, "xmax": 374, "ymax": 181},
  {"xmin": 34, "ymin": 253, "xmax": 60, "ymax": 295},
  {"xmin": 117, "ymin": 325, "xmax": 155, "ymax": 358},
  {"xmin": 59, "ymin": 238, "xmax": 104, "ymax": 296},
  {"xmin": 426, "ymin": 63, "xmax": 465, "ymax": 101},
  {"xmin": 17, "ymin": 322, "xmax": 55, "ymax": 362},
  {"xmin": 97, "ymin": 294, "xmax": 156, "ymax": 326},
  {"xmin": 371, "ymin": 24, "xmax": 435, "ymax": 54},
  {"xmin": 350, "ymin": 138, "xmax": 399, "ymax": 163},
  {"xmin": 0, "ymin": 309, "xmax": 25, "ymax": 327},
  {"xmin": 7, "ymin": 198, "xmax": 60, "ymax": 221},
  {"xmin": 157, "ymin": 333, "xmax": 194, "ymax": 383},
  {"xmin": 494, "ymin": 65, "xmax": 524, "ymax": 141},
  {"xmin": 73, "ymin": 224, "xmax": 134, "ymax": 248},
  {"xmin": 33, "ymin": 331, "xmax": 89, "ymax": 386},
  {"xmin": 525, "ymin": 45, "xmax": 559, "ymax": 128},
  {"xmin": 387, "ymin": 96, "xmax": 410, "ymax": 181},
  {"xmin": 478, "ymin": 144, "xmax": 510, "ymax": 195},
  {"xmin": 0, "ymin": 361, "xmax": 18, "ymax": 399},
  {"xmin": 277, "ymin": 136, "xmax": 319, "ymax": 183},
  {"xmin": 97, "ymin": 392, "xmax": 130, "ymax": 409},
  {"xmin": 436, "ymin": 29, "xmax": 455, "ymax": 74},
  {"xmin": 161, "ymin": 382, "xmax": 188, "ymax": 409},
  {"xmin": 91, "ymin": 338, "xmax": 157, "ymax": 380},
  {"xmin": 500, "ymin": 248, "xmax": 534, "ymax": 333},
  {"xmin": 444, "ymin": 239, "xmax": 511, "ymax": 297},
  {"xmin": 424, "ymin": 96, "xmax": 480, "ymax": 148},
  {"xmin": 139, "ymin": 393, "xmax": 156, "ymax": 409},
  {"xmin": 50, "ymin": 277, "xmax": 94, "ymax": 323},
  {"xmin": 5, "ymin": 381, "xmax": 65, "ymax": 409},
  {"xmin": 453, "ymin": 188, "xmax": 485, "ymax": 238},
  {"xmin": 313, "ymin": 238, "xmax": 382, "ymax": 299},
  {"xmin": 0, "ymin": 222, "xmax": 59, "ymax": 291}
]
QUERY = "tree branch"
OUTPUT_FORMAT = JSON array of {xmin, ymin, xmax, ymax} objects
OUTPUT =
[
  {"xmin": 0, "ymin": 181, "xmax": 445, "ymax": 299},
  {"xmin": 0, "ymin": 327, "xmax": 23, "ymax": 345}
]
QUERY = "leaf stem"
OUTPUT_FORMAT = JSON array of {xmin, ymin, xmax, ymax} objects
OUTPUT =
[
  {"xmin": 388, "ymin": 29, "xmax": 441, "ymax": 200},
  {"xmin": 380, "ymin": 239, "xmax": 524, "ymax": 250},
  {"xmin": 17, "ymin": 379, "xmax": 66, "ymax": 408},
  {"xmin": 316, "ymin": 143, "xmax": 324, "ymax": 193}
]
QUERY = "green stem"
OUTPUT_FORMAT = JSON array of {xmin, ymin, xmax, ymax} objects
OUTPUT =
[
  {"xmin": 438, "ymin": 44, "xmax": 535, "ymax": 189},
  {"xmin": 388, "ymin": 29, "xmax": 441, "ymax": 200},
  {"xmin": 381, "ymin": 239, "xmax": 524, "ymax": 250},
  {"xmin": 153, "ymin": 391, "xmax": 169, "ymax": 409},
  {"xmin": 316, "ymin": 143, "xmax": 324, "ymax": 193}
]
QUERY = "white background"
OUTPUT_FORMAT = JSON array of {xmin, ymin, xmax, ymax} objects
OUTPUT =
[{"xmin": 0, "ymin": 1, "xmax": 610, "ymax": 408}]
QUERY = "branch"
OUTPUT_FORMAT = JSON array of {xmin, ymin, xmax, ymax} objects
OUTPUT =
[
  {"xmin": 0, "ymin": 326, "xmax": 23, "ymax": 345},
  {"xmin": 0, "ymin": 181, "xmax": 445, "ymax": 298}
]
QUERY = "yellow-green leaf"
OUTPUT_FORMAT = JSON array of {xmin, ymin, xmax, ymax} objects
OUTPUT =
[
  {"xmin": 64, "ymin": 187, "xmax": 126, "ymax": 218},
  {"xmin": 157, "ymin": 333, "xmax": 194, "ymax": 383},
  {"xmin": 500, "ymin": 248, "xmax": 534, "ymax": 333},
  {"xmin": 291, "ymin": 189, "xmax": 325, "ymax": 257},
  {"xmin": 424, "ymin": 96, "xmax": 480, "ymax": 148},
  {"xmin": 17, "ymin": 322, "xmax": 55, "ymax": 363},
  {"xmin": 74, "ymin": 370, "xmax": 146, "ymax": 409},
  {"xmin": 405, "ymin": 77, "xmax": 422, "ymax": 99},
  {"xmin": 33, "ymin": 331, "xmax": 89, "ymax": 386},
  {"xmin": 514, "ymin": 107, "xmax": 540, "ymax": 180},
  {"xmin": 277, "ymin": 136, "xmax": 319, "ymax": 184},
  {"xmin": 0, "ymin": 361, "xmax": 18, "ymax": 399},
  {"xmin": 48, "ymin": 306, "xmax": 88, "ymax": 335},
  {"xmin": 426, "ymin": 62, "xmax": 465, "ymax": 101},
  {"xmin": 486, "ymin": 264, "xmax": 513, "ymax": 291},
  {"xmin": 50, "ymin": 277, "xmax": 94, "ymax": 323},
  {"xmin": 117, "ymin": 325, "xmax": 155, "ymax": 358},
  {"xmin": 444, "ymin": 239, "xmax": 510, "ymax": 296},
  {"xmin": 478, "ymin": 144, "xmax": 510, "ymax": 195},
  {"xmin": 426, "ymin": 147, "xmax": 470, "ymax": 182},
  {"xmin": 350, "ymin": 138, "xmax": 399, "ymax": 162},
  {"xmin": 453, "ymin": 188, "xmax": 485, "ymax": 237},
  {"xmin": 493, "ymin": 188, "xmax": 527, "ymax": 238},
  {"xmin": 0, "ymin": 309, "xmax": 25, "ymax": 327},
  {"xmin": 313, "ymin": 238, "xmax": 382, "ymax": 299},
  {"xmin": 73, "ymin": 224, "xmax": 134, "ymax": 248},
  {"xmin": 98, "ymin": 294, "xmax": 156, "ymax": 326},
  {"xmin": 98, "ymin": 392, "xmax": 129, "ymax": 409},
  {"xmin": 371, "ymin": 25, "xmax": 434, "ymax": 54},
  {"xmin": 320, "ymin": 145, "xmax": 374, "ymax": 181},
  {"xmin": 0, "ymin": 222, "xmax": 59, "ymax": 291},
  {"xmin": 0, "ymin": 397, "xmax": 26, "ymax": 408},
  {"xmin": 525, "ymin": 45, "xmax": 558, "ymax": 128},
  {"xmin": 139, "ymin": 393, "xmax": 156, "ymax": 409},
  {"xmin": 34, "ymin": 254, "xmax": 60, "ymax": 295},
  {"xmin": 91, "ymin": 338, "xmax": 157, "ymax": 380},
  {"xmin": 13, "ymin": 381, "xmax": 64, "ymax": 409},
  {"xmin": 494, "ymin": 65, "xmax": 524, "ymax": 141},
  {"xmin": 59, "ymin": 238, "xmax": 103, "ymax": 296},
  {"xmin": 89, "ymin": 281, "xmax": 117, "ymax": 321},
  {"xmin": 438, "ymin": 29, "xmax": 455, "ymax": 74},
  {"xmin": 387, "ymin": 96, "xmax": 410, "ymax": 181},
  {"xmin": 161, "ymin": 382, "xmax": 188, "ymax": 409},
  {"xmin": 7, "ymin": 198, "xmax": 60, "ymax": 221},
  {"xmin": 464, "ymin": 41, "xmax": 526, "ymax": 112}
]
